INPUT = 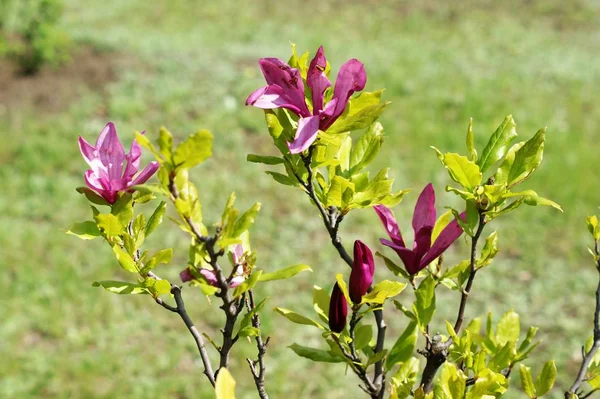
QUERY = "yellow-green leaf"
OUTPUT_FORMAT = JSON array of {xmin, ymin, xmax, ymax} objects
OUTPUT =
[{"xmin": 215, "ymin": 368, "xmax": 236, "ymax": 399}]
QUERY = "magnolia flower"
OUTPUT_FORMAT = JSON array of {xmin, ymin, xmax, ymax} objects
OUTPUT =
[
  {"xmin": 348, "ymin": 240, "xmax": 375, "ymax": 304},
  {"xmin": 328, "ymin": 282, "xmax": 348, "ymax": 333},
  {"xmin": 374, "ymin": 183, "xmax": 464, "ymax": 275},
  {"xmin": 246, "ymin": 46, "xmax": 367, "ymax": 153},
  {"xmin": 78, "ymin": 122, "xmax": 159, "ymax": 204},
  {"xmin": 180, "ymin": 245, "xmax": 246, "ymax": 288}
]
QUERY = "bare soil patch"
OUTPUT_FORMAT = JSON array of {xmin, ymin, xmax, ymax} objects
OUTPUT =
[{"xmin": 0, "ymin": 46, "xmax": 119, "ymax": 114}]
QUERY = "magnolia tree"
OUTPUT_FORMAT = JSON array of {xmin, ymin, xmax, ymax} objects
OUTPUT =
[{"xmin": 69, "ymin": 45, "xmax": 600, "ymax": 399}]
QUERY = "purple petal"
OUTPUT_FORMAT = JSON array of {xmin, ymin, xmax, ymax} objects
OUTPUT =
[
  {"xmin": 84, "ymin": 170, "xmax": 117, "ymax": 204},
  {"xmin": 307, "ymin": 45, "xmax": 331, "ymax": 114},
  {"xmin": 123, "ymin": 134, "xmax": 142, "ymax": 181},
  {"xmin": 180, "ymin": 268, "xmax": 194, "ymax": 282},
  {"xmin": 287, "ymin": 115, "xmax": 320, "ymax": 154},
  {"xmin": 419, "ymin": 215, "xmax": 465, "ymax": 268},
  {"xmin": 413, "ymin": 226, "xmax": 433, "ymax": 261},
  {"xmin": 232, "ymin": 245, "xmax": 244, "ymax": 264},
  {"xmin": 321, "ymin": 59, "xmax": 366, "ymax": 130},
  {"xmin": 328, "ymin": 282, "xmax": 348, "ymax": 333},
  {"xmin": 200, "ymin": 269, "xmax": 219, "ymax": 286},
  {"xmin": 97, "ymin": 122, "xmax": 125, "ymax": 181},
  {"xmin": 256, "ymin": 58, "xmax": 310, "ymax": 117},
  {"xmin": 78, "ymin": 136, "xmax": 97, "ymax": 166},
  {"xmin": 374, "ymin": 205, "xmax": 405, "ymax": 246},
  {"xmin": 380, "ymin": 238, "xmax": 420, "ymax": 275},
  {"xmin": 349, "ymin": 240, "xmax": 375, "ymax": 303},
  {"xmin": 412, "ymin": 183, "xmax": 436, "ymax": 234},
  {"xmin": 246, "ymin": 85, "xmax": 309, "ymax": 116},
  {"xmin": 131, "ymin": 161, "xmax": 159, "ymax": 186}
]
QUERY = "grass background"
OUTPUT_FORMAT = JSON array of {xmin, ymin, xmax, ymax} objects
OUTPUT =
[{"xmin": 2, "ymin": 0, "xmax": 600, "ymax": 397}]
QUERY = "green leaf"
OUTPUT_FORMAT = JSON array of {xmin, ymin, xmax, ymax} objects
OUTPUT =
[
  {"xmin": 496, "ymin": 309, "xmax": 520, "ymax": 345},
  {"xmin": 349, "ymin": 122, "xmax": 384, "ymax": 174},
  {"xmin": 438, "ymin": 362, "xmax": 467, "ymax": 399},
  {"xmin": 141, "ymin": 248, "xmax": 173, "ymax": 273},
  {"xmin": 587, "ymin": 215, "xmax": 600, "ymax": 241},
  {"xmin": 232, "ymin": 270, "xmax": 262, "ymax": 297},
  {"xmin": 519, "ymin": 364, "xmax": 536, "ymax": 398},
  {"xmin": 231, "ymin": 203, "xmax": 261, "ymax": 238},
  {"xmin": 477, "ymin": 231, "xmax": 499, "ymax": 269},
  {"xmin": 466, "ymin": 118, "xmax": 477, "ymax": 162},
  {"xmin": 146, "ymin": 201, "xmax": 166, "ymax": 237},
  {"xmin": 434, "ymin": 149, "xmax": 482, "ymax": 191},
  {"xmin": 326, "ymin": 176, "xmax": 354, "ymax": 208},
  {"xmin": 477, "ymin": 115, "xmax": 517, "ymax": 173},
  {"xmin": 335, "ymin": 273, "xmax": 352, "ymax": 304},
  {"xmin": 259, "ymin": 264, "xmax": 312, "ymax": 282},
  {"xmin": 247, "ymin": 154, "xmax": 284, "ymax": 165},
  {"xmin": 95, "ymin": 213, "xmax": 124, "ymax": 237},
  {"xmin": 158, "ymin": 127, "xmax": 174, "ymax": 162},
  {"xmin": 328, "ymin": 91, "xmax": 389, "ymax": 134},
  {"xmin": 535, "ymin": 360, "xmax": 556, "ymax": 396},
  {"xmin": 274, "ymin": 307, "xmax": 324, "ymax": 329},
  {"xmin": 386, "ymin": 321, "xmax": 418, "ymax": 368},
  {"xmin": 143, "ymin": 277, "xmax": 172, "ymax": 297},
  {"xmin": 413, "ymin": 275, "xmax": 436, "ymax": 330},
  {"xmin": 67, "ymin": 221, "xmax": 101, "ymax": 240},
  {"xmin": 76, "ymin": 187, "xmax": 110, "ymax": 206},
  {"xmin": 367, "ymin": 349, "xmax": 388, "ymax": 367},
  {"xmin": 313, "ymin": 286, "xmax": 330, "ymax": 321},
  {"xmin": 111, "ymin": 192, "xmax": 134, "ymax": 226},
  {"xmin": 354, "ymin": 325, "xmax": 373, "ymax": 350},
  {"xmin": 92, "ymin": 280, "xmax": 147, "ymax": 295},
  {"xmin": 499, "ymin": 128, "xmax": 546, "ymax": 188},
  {"xmin": 173, "ymin": 129, "xmax": 213, "ymax": 169},
  {"xmin": 360, "ymin": 280, "xmax": 407, "ymax": 305},
  {"xmin": 289, "ymin": 343, "xmax": 344, "ymax": 363},
  {"xmin": 432, "ymin": 210, "xmax": 453, "ymax": 242},
  {"xmin": 112, "ymin": 245, "xmax": 138, "ymax": 273},
  {"xmin": 376, "ymin": 252, "xmax": 410, "ymax": 279},
  {"xmin": 135, "ymin": 132, "xmax": 162, "ymax": 162},
  {"xmin": 215, "ymin": 368, "xmax": 236, "ymax": 399},
  {"xmin": 265, "ymin": 171, "xmax": 299, "ymax": 187}
]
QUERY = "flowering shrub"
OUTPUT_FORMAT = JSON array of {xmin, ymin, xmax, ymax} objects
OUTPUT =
[{"xmin": 69, "ymin": 45, "xmax": 600, "ymax": 399}]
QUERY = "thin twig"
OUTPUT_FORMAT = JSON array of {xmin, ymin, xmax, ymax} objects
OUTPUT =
[
  {"xmin": 246, "ymin": 290, "xmax": 270, "ymax": 399},
  {"xmin": 566, "ymin": 241, "xmax": 600, "ymax": 398}
]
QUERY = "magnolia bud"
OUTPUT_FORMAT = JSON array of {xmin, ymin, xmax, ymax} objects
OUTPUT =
[
  {"xmin": 328, "ymin": 283, "xmax": 348, "ymax": 333},
  {"xmin": 349, "ymin": 240, "xmax": 375, "ymax": 304}
]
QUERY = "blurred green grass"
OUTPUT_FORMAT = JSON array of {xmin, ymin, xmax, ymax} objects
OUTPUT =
[{"xmin": 2, "ymin": 0, "xmax": 600, "ymax": 397}]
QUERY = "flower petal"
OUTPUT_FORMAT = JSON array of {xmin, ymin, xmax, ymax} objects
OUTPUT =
[
  {"xmin": 123, "ymin": 134, "xmax": 142, "ymax": 181},
  {"xmin": 374, "ymin": 205, "xmax": 405, "ymax": 246},
  {"xmin": 287, "ymin": 115, "xmax": 320, "ymax": 154},
  {"xmin": 307, "ymin": 45, "xmax": 331, "ymax": 114},
  {"xmin": 200, "ymin": 269, "xmax": 219, "ymax": 286},
  {"xmin": 97, "ymin": 122, "xmax": 125, "ymax": 181},
  {"xmin": 380, "ymin": 238, "xmax": 420, "ymax": 275},
  {"xmin": 180, "ymin": 268, "xmax": 194, "ymax": 282},
  {"xmin": 349, "ymin": 240, "xmax": 375, "ymax": 303},
  {"xmin": 419, "ymin": 214, "xmax": 465, "ymax": 268},
  {"xmin": 256, "ymin": 58, "xmax": 310, "ymax": 117},
  {"xmin": 131, "ymin": 161, "xmax": 159, "ymax": 186},
  {"xmin": 78, "ymin": 136, "xmax": 97, "ymax": 166},
  {"xmin": 84, "ymin": 170, "xmax": 117, "ymax": 204},
  {"xmin": 246, "ymin": 85, "xmax": 309, "ymax": 116},
  {"xmin": 412, "ymin": 183, "xmax": 436, "ymax": 234},
  {"xmin": 321, "ymin": 59, "xmax": 366, "ymax": 129},
  {"xmin": 413, "ymin": 226, "xmax": 433, "ymax": 261}
]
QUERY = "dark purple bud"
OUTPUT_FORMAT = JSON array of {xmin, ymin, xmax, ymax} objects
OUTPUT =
[
  {"xmin": 349, "ymin": 240, "xmax": 375, "ymax": 304},
  {"xmin": 328, "ymin": 283, "xmax": 348, "ymax": 333}
]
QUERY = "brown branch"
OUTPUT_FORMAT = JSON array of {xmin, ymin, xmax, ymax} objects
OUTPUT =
[
  {"xmin": 246, "ymin": 290, "xmax": 270, "ymax": 399},
  {"xmin": 566, "ymin": 241, "xmax": 600, "ymax": 398}
]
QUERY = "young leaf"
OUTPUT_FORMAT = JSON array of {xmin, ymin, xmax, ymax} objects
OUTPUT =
[
  {"xmin": 535, "ymin": 360, "xmax": 556, "ymax": 396},
  {"xmin": 519, "ymin": 364, "xmax": 536, "ymax": 398},
  {"xmin": 76, "ymin": 187, "xmax": 110, "ymax": 206},
  {"xmin": 146, "ymin": 201, "xmax": 167, "ymax": 237},
  {"xmin": 289, "ymin": 343, "xmax": 344, "ymax": 363},
  {"xmin": 413, "ymin": 275, "xmax": 436, "ymax": 330},
  {"xmin": 466, "ymin": 118, "xmax": 477, "ymax": 162},
  {"xmin": 496, "ymin": 309, "xmax": 520, "ymax": 345},
  {"xmin": 505, "ymin": 128, "xmax": 546, "ymax": 187},
  {"xmin": 360, "ymin": 280, "xmax": 407, "ymax": 305},
  {"xmin": 265, "ymin": 171, "xmax": 299, "ymax": 187},
  {"xmin": 477, "ymin": 115, "xmax": 517, "ymax": 173},
  {"xmin": 95, "ymin": 213, "xmax": 124, "ymax": 237},
  {"xmin": 112, "ymin": 246, "xmax": 138, "ymax": 273},
  {"xmin": 92, "ymin": 281, "xmax": 148, "ymax": 295},
  {"xmin": 215, "ymin": 368, "xmax": 236, "ymax": 399},
  {"xmin": 274, "ymin": 307, "xmax": 324, "ymax": 329},
  {"xmin": 173, "ymin": 130, "xmax": 213, "ymax": 169},
  {"xmin": 349, "ymin": 122, "xmax": 384, "ymax": 174},
  {"xmin": 247, "ymin": 154, "xmax": 284, "ymax": 165},
  {"xmin": 353, "ymin": 325, "xmax": 373, "ymax": 350},
  {"xmin": 258, "ymin": 264, "xmax": 312, "ymax": 282},
  {"xmin": 67, "ymin": 221, "xmax": 101, "ymax": 240},
  {"xmin": 231, "ymin": 203, "xmax": 261, "ymax": 238},
  {"xmin": 434, "ymin": 149, "xmax": 482, "ymax": 191},
  {"xmin": 386, "ymin": 321, "xmax": 418, "ymax": 368}
]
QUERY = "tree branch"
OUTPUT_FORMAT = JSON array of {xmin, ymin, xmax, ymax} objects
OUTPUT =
[
  {"xmin": 246, "ymin": 290, "xmax": 270, "ymax": 399},
  {"xmin": 566, "ymin": 241, "xmax": 600, "ymax": 398},
  {"xmin": 420, "ymin": 210, "xmax": 486, "ymax": 392},
  {"xmin": 292, "ymin": 149, "xmax": 386, "ymax": 397}
]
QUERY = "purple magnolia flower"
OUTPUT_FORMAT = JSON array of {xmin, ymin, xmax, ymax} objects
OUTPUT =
[
  {"xmin": 78, "ymin": 122, "xmax": 159, "ymax": 204},
  {"xmin": 180, "ymin": 245, "xmax": 246, "ymax": 288},
  {"xmin": 374, "ymin": 183, "xmax": 464, "ymax": 275},
  {"xmin": 246, "ymin": 46, "xmax": 367, "ymax": 154},
  {"xmin": 328, "ymin": 282, "xmax": 348, "ymax": 333},
  {"xmin": 349, "ymin": 240, "xmax": 375, "ymax": 304}
]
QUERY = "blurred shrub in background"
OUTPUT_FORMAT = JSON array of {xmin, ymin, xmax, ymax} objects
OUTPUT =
[{"xmin": 0, "ymin": 0, "xmax": 71, "ymax": 75}]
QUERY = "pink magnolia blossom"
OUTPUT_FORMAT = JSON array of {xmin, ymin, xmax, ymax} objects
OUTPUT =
[
  {"xmin": 375, "ymin": 184, "xmax": 465, "ymax": 275},
  {"xmin": 246, "ymin": 46, "xmax": 367, "ymax": 154},
  {"xmin": 180, "ymin": 245, "xmax": 247, "ymax": 288},
  {"xmin": 348, "ymin": 240, "xmax": 375, "ymax": 304},
  {"xmin": 328, "ymin": 282, "xmax": 348, "ymax": 333},
  {"xmin": 78, "ymin": 122, "xmax": 159, "ymax": 204}
]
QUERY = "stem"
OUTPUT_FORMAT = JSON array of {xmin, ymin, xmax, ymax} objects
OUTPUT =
[
  {"xmin": 246, "ymin": 290, "xmax": 270, "ymax": 399},
  {"xmin": 566, "ymin": 241, "xmax": 600, "ymax": 398},
  {"xmin": 292, "ymin": 149, "xmax": 386, "ymax": 397},
  {"xmin": 420, "ymin": 211, "xmax": 486, "ymax": 392},
  {"xmin": 332, "ymin": 334, "xmax": 379, "ymax": 397},
  {"xmin": 156, "ymin": 286, "xmax": 216, "ymax": 386}
]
